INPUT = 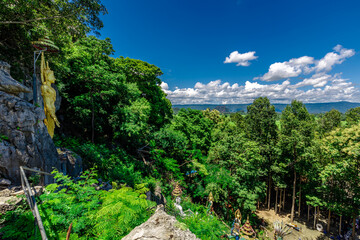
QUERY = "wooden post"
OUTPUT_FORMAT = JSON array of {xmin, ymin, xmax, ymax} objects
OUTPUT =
[
  {"xmin": 339, "ymin": 215, "xmax": 342, "ymax": 236},
  {"xmin": 307, "ymin": 205, "xmax": 310, "ymax": 222},
  {"xmin": 327, "ymin": 209, "xmax": 331, "ymax": 233},
  {"xmin": 275, "ymin": 187, "xmax": 278, "ymax": 214}
]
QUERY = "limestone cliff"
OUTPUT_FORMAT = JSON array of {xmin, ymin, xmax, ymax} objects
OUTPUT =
[{"xmin": 0, "ymin": 62, "xmax": 60, "ymax": 184}]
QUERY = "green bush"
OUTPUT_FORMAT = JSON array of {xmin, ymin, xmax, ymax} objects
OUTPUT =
[
  {"xmin": 0, "ymin": 170, "xmax": 155, "ymax": 239},
  {"xmin": 166, "ymin": 198, "xmax": 229, "ymax": 240}
]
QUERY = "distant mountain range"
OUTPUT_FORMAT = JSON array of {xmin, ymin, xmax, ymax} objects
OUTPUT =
[{"xmin": 172, "ymin": 101, "xmax": 360, "ymax": 114}]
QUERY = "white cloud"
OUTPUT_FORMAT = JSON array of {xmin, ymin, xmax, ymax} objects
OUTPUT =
[
  {"xmin": 315, "ymin": 45, "xmax": 355, "ymax": 72},
  {"xmin": 160, "ymin": 82, "xmax": 169, "ymax": 90},
  {"xmin": 256, "ymin": 45, "xmax": 355, "ymax": 81},
  {"xmin": 163, "ymin": 76, "xmax": 360, "ymax": 105},
  {"xmin": 292, "ymin": 73, "xmax": 332, "ymax": 88},
  {"xmin": 224, "ymin": 51, "xmax": 258, "ymax": 66},
  {"xmin": 161, "ymin": 45, "xmax": 358, "ymax": 105},
  {"xmin": 255, "ymin": 56, "xmax": 314, "ymax": 81}
]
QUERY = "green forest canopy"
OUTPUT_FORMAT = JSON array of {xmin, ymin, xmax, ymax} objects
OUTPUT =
[{"xmin": 1, "ymin": 1, "xmax": 360, "ymax": 239}]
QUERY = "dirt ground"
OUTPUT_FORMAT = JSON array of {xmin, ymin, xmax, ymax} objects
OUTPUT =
[{"xmin": 256, "ymin": 209, "xmax": 331, "ymax": 240}]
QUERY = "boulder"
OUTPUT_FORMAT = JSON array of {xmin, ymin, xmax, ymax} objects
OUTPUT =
[
  {"xmin": 0, "ymin": 91, "xmax": 60, "ymax": 184},
  {"xmin": 122, "ymin": 205, "xmax": 200, "ymax": 240}
]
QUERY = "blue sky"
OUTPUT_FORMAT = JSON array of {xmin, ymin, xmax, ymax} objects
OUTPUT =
[{"xmin": 99, "ymin": 0, "xmax": 360, "ymax": 104}]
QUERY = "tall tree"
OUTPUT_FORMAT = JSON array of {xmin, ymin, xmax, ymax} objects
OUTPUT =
[
  {"xmin": 280, "ymin": 100, "xmax": 315, "ymax": 221},
  {"xmin": 208, "ymin": 128, "xmax": 266, "ymax": 215},
  {"xmin": 246, "ymin": 97, "xmax": 278, "ymax": 209},
  {"xmin": 114, "ymin": 57, "xmax": 172, "ymax": 130},
  {"xmin": 171, "ymin": 109, "xmax": 213, "ymax": 153},
  {"xmin": 318, "ymin": 109, "xmax": 341, "ymax": 135},
  {"xmin": 345, "ymin": 107, "xmax": 360, "ymax": 125},
  {"xmin": 320, "ymin": 124, "xmax": 360, "ymax": 236},
  {"xmin": 0, "ymin": 0, "xmax": 107, "ymax": 79}
]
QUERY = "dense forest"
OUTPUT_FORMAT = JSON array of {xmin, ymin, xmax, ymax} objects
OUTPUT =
[{"xmin": 1, "ymin": 1, "xmax": 360, "ymax": 239}]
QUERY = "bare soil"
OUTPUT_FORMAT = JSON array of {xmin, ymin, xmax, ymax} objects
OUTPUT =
[{"xmin": 256, "ymin": 209, "xmax": 331, "ymax": 240}]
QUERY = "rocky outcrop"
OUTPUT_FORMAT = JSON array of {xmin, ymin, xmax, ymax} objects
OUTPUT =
[
  {"xmin": 122, "ymin": 205, "xmax": 200, "ymax": 240},
  {"xmin": 0, "ymin": 91, "xmax": 60, "ymax": 184},
  {"xmin": 0, "ymin": 62, "xmax": 31, "ymax": 96},
  {"xmin": 57, "ymin": 148, "xmax": 82, "ymax": 178}
]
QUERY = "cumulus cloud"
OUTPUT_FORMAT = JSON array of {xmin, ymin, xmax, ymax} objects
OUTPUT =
[
  {"xmin": 256, "ymin": 45, "xmax": 354, "ymax": 81},
  {"xmin": 161, "ymin": 45, "xmax": 358, "ymax": 105},
  {"xmin": 160, "ymin": 82, "xmax": 169, "ymax": 90},
  {"xmin": 162, "ymin": 76, "xmax": 360, "ymax": 105},
  {"xmin": 315, "ymin": 45, "xmax": 355, "ymax": 72},
  {"xmin": 292, "ymin": 73, "xmax": 332, "ymax": 88},
  {"xmin": 224, "ymin": 51, "xmax": 258, "ymax": 66}
]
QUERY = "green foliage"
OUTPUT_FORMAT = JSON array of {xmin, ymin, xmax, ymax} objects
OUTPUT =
[
  {"xmin": 1, "ymin": 170, "xmax": 154, "ymax": 239},
  {"xmin": 90, "ymin": 187, "xmax": 155, "ymax": 239},
  {"xmin": 0, "ymin": 0, "xmax": 107, "ymax": 80},
  {"xmin": 318, "ymin": 124, "xmax": 360, "ymax": 215},
  {"xmin": 172, "ymin": 108, "xmax": 213, "ymax": 153},
  {"xmin": 114, "ymin": 57, "xmax": 173, "ymax": 129},
  {"xmin": 246, "ymin": 97, "xmax": 278, "ymax": 147},
  {"xmin": 208, "ymin": 132, "xmax": 266, "ymax": 214},
  {"xmin": 318, "ymin": 109, "xmax": 341, "ymax": 135},
  {"xmin": 54, "ymin": 136, "xmax": 143, "ymax": 187},
  {"xmin": 173, "ymin": 200, "xmax": 229, "ymax": 240},
  {"xmin": 345, "ymin": 106, "xmax": 360, "ymax": 125},
  {"xmin": 0, "ymin": 134, "xmax": 9, "ymax": 141}
]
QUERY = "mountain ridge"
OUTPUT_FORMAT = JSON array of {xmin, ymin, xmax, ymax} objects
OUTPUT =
[{"xmin": 172, "ymin": 101, "xmax": 360, "ymax": 113}]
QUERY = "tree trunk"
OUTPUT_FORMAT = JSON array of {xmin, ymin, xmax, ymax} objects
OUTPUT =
[
  {"xmin": 298, "ymin": 185, "xmax": 301, "ymax": 217},
  {"xmin": 291, "ymin": 170, "xmax": 296, "ymax": 222},
  {"xmin": 327, "ymin": 209, "xmax": 331, "ymax": 233},
  {"xmin": 339, "ymin": 215, "xmax": 342, "ymax": 236},
  {"xmin": 313, "ymin": 206, "xmax": 317, "ymax": 229},
  {"xmin": 91, "ymin": 95, "xmax": 95, "ymax": 143},
  {"xmin": 275, "ymin": 187, "xmax": 278, "ymax": 214},
  {"xmin": 283, "ymin": 188, "xmax": 286, "ymax": 209},
  {"xmin": 265, "ymin": 177, "xmax": 269, "ymax": 206},
  {"xmin": 279, "ymin": 189, "xmax": 283, "ymax": 213},
  {"xmin": 352, "ymin": 217, "xmax": 356, "ymax": 240},
  {"xmin": 307, "ymin": 205, "xmax": 310, "ymax": 222},
  {"xmin": 257, "ymin": 199, "xmax": 260, "ymax": 209},
  {"xmin": 267, "ymin": 175, "xmax": 272, "ymax": 210}
]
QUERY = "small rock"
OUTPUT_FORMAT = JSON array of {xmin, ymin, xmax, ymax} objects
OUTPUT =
[{"xmin": 0, "ymin": 178, "xmax": 11, "ymax": 186}]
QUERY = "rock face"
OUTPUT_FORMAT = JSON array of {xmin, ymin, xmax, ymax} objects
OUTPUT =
[
  {"xmin": 0, "ymin": 91, "xmax": 60, "ymax": 184},
  {"xmin": 0, "ymin": 63, "xmax": 31, "ymax": 96},
  {"xmin": 122, "ymin": 205, "xmax": 200, "ymax": 240}
]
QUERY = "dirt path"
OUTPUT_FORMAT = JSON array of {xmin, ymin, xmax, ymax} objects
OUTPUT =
[{"xmin": 256, "ymin": 209, "xmax": 329, "ymax": 240}]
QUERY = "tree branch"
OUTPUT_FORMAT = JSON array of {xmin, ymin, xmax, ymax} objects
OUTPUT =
[{"xmin": 0, "ymin": 14, "xmax": 74, "ymax": 25}]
